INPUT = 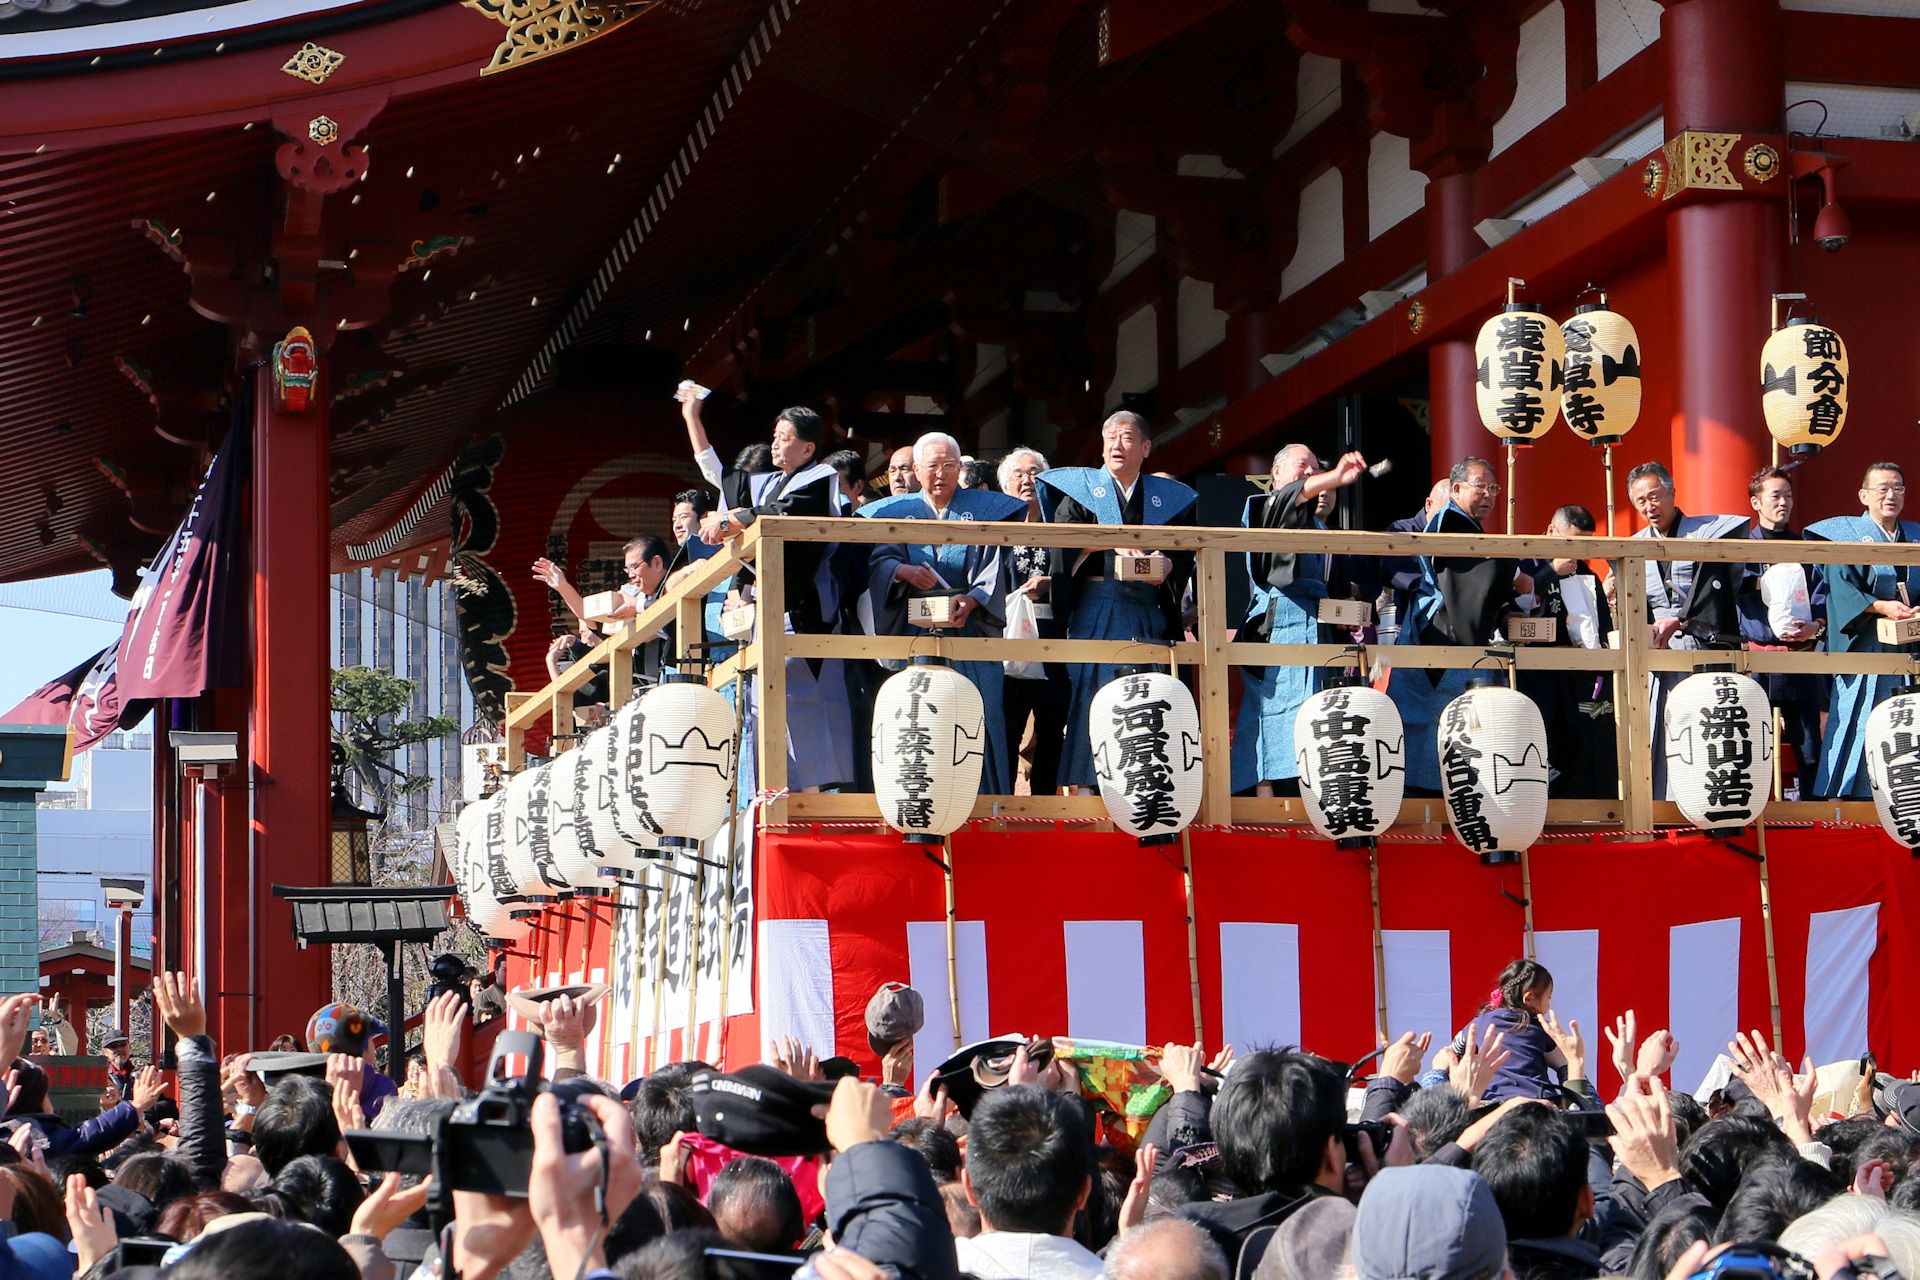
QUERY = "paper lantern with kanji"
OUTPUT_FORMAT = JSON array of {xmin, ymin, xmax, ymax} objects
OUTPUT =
[
  {"xmin": 1474, "ymin": 303, "xmax": 1566, "ymax": 442},
  {"xmin": 544, "ymin": 749, "xmax": 607, "ymax": 896},
  {"xmin": 501, "ymin": 763, "xmax": 569, "ymax": 908},
  {"xmin": 1294, "ymin": 678, "xmax": 1405, "ymax": 847},
  {"xmin": 1437, "ymin": 680, "xmax": 1549, "ymax": 864},
  {"xmin": 1761, "ymin": 318, "xmax": 1848, "ymax": 456},
  {"xmin": 1559, "ymin": 303, "xmax": 1641, "ymax": 445},
  {"xmin": 579, "ymin": 723, "xmax": 651, "ymax": 880},
  {"xmin": 1863, "ymin": 685, "xmax": 1920, "ymax": 852},
  {"xmin": 871, "ymin": 657, "xmax": 985, "ymax": 843},
  {"xmin": 1665, "ymin": 668, "xmax": 1773, "ymax": 836},
  {"xmin": 1091, "ymin": 668, "xmax": 1203, "ymax": 846},
  {"xmin": 453, "ymin": 798, "xmax": 515, "ymax": 941},
  {"xmin": 463, "ymin": 790, "xmax": 520, "ymax": 940},
  {"xmin": 624, "ymin": 674, "xmax": 737, "ymax": 853}
]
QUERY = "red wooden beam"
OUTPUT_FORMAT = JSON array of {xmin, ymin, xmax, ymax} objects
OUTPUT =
[{"xmin": 1785, "ymin": 11, "xmax": 1920, "ymax": 89}]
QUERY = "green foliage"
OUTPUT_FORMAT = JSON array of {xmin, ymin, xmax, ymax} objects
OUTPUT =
[{"xmin": 331, "ymin": 666, "xmax": 459, "ymax": 804}]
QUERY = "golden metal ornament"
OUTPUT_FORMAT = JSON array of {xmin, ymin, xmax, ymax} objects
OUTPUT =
[
  {"xmin": 1642, "ymin": 156, "xmax": 1664, "ymax": 198},
  {"xmin": 1407, "ymin": 300, "xmax": 1426, "ymax": 334},
  {"xmin": 1745, "ymin": 143, "xmax": 1781, "ymax": 182},
  {"xmin": 308, "ymin": 116, "xmax": 340, "ymax": 146},
  {"xmin": 280, "ymin": 41, "xmax": 344, "ymax": 84},
  {"xmin": 1659, "ymin": 130, "xmax": 1741, "ymax": 198},
  {"xmin": 462, "ymin": 0, "xmax": 662, "ymax": 76}
]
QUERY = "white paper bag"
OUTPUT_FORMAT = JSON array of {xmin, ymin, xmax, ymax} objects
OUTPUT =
[
  {"xmin": 1560, "ymin": 575, "xmax": 1602, "ymax": 650},
  {"xmin": 1003, "ymin": 589, "xmax": 1045, "ymax": 680},
  {"xmin": 1760, "ymin": 562, "xmax": 1812, "ymax": 639}
]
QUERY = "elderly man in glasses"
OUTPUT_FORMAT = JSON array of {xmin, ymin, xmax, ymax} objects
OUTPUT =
[
  {"xmin": 1387, "ymin": 456, "xmax": 1526, "ymax": 793},
  {"xmin": 1807, "ymin": 462, "xmax": 1920, "ymax": 798}
]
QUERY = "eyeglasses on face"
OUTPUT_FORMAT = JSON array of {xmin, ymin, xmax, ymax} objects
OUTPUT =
[
  {"xmin": 1461, "ymin": 480, "xmax": 1502, "ymax": 495},
  {"xmin": 1867, "ymin": 485, "xmax": 1907, "ymax": 496}
]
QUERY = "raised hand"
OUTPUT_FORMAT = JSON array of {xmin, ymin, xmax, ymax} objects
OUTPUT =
[
  {"xmin": 353, "ymin": 1172, "xmax": 434, "ymax": 1241},
  {"xmin": 1542, "ymin": 1010, "xmax": 1586, "ymax": 1081},
  {"xmin": 65, "ymin": 1174, "xmax": 116, "ymax": 1273},
  {"xmin": 422, "ymin": 990, "xmax": 467, "ymax": 1099},
  {"xmin": 1161, "ymin": 1041, "xmax": 1206, "ymax": 1094},
  {"xmin": 769, "ymin": 1035, "xmax": 821, "ymax": 1082},
  {"xmin": 1381, "ymin": 1030, "xmax": 1433, "ymax": 1085},
  {"xmin": 880, "ymin": 1039, "xmax": 913, "ymax": 1090},
  {"xmin": 823, "ymin": 1076, "xmax": 891, "ymax": 1153},
  {"xmin": 1636, "ymin": 1029, "xmax": 1679, "ymax": 1081},
  {"xmin": 130, "ymin": 1065, "xmax": 166, "ymax": 1114},
  {"xmin": 151, "ymin": 971, "xmax": 206, "ymax": 1040},
  {"xmin": 1449, "ymin": 1024, "xmax": 1509, "ymax": 1106},
  {"xmin": 0, "ymin": 994, "xmax": 37, "ymax": 1069},
  {"xmin": 1116, "ymin": 1143, "xmax": 1158, "ymax": 1238},
  {"xmin": 912, "ymin": 1075, "xmax": 952, "ymax": 1125},
  {"xmin": 1726, "ymin": 1029, "xmax": 1816, "ymax": 1144},
  {"xmin": 528, "ymin": 1094, "xmax": 643, "ymax": 1280},
  {"xmin": 1606, "ymin": 1084, "xmax": 1681, "ymax": 1190}
]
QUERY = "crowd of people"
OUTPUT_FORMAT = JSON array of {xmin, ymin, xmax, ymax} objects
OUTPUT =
[
  {"xmin": 527, "ymin": 396, "xmax": 1911, "ymax": 804},
  {"xmin": 3, "ymin": 959, "xmax": 1915, "ymax": 1279}
]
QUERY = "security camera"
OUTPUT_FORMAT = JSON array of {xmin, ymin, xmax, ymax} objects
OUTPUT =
[{"xmin": 1814, "ymin": 200, "xmax": 1852, "ymax": 252}]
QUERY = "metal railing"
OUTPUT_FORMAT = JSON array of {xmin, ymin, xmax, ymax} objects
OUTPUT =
[{"xmin": 502, "ymin": 516, "xmax": 1920, "ymax": 833}]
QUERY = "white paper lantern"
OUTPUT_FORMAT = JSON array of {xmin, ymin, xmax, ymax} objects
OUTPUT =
[
  {"xmin": 1665, "ymin": 668, "xmax": 1774, "ymax": 835},
  {"xmin": 1761, "ymin": 318, "xmax": 1848, "ymax": 456},
  {"xmin": 1438, "ymin": 681, "xmax": 1550, "ymax": 864},
  {"xmin": 1091, "ymin": 668, "xmax": 1203, "ymax": 846},
  {"xmin": 1865, "ymin": 685, "xmax": 1920, "ymax": 852},
  {"xmin": 468, "ymin": 790, "xmax": 521, "ymax": 939},
  {"xmin": 544, "ymin": 749, "xmax": 607, "ymax": 896},
  {"xmin": 626, "ymin": 673, "xmax": 738, "ymax": 852},
  {"xmin": 453, "ymin": 800, "xmax": 515, "ymax": 941},
  {"xmin": 1294, "ymin": 679, "xmax": 1406, "ymax": 847},
  {"xmin": 1560, "ymin": 303, "xmax": 1641, "ymax": 445},
  {"xmin": 1474, "ymin": 303, "xmax": 1565, "ymax": 443},
  {"xmin": 502, "ymin": 764, "xmax": 569, "ymax": 908},
  {"xmin": 872, "ymin": 657, "xmax": 985, "ymax": 843},
  {"xmin": 579, "ymin": 723, "xmax": 651, "ymax": 882}
]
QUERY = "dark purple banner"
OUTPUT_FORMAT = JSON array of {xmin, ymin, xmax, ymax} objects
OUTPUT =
[{"xmin": 0, "ymin": 645, "xmax": 143, "ymax": 750}]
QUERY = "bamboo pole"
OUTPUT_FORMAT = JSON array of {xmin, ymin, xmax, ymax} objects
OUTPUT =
[
  {"xmin": 685, "ymin": 859, "xmax": 704, "ymax": 1060},
  {"xmin": 1180, "ymin": 829, "xmax": 1204, "ymax": 1043},
  {"xmin": 1603, "ymin": 443, "xmax": 1617, "ymax": 537},
  {"xmin": 714, "ymin": 667, "xmax": 748, "ymax": 1067},
  {"xmin": 1520, "ymin": 847, "xmax": 1538, "ymax": 961},
  {"xmin": 1370, "ymin": 846, "xmax": 1388, "ymax": 1046},
  {"xmin": 1757, "ymin": 820, "xmax": 1785, "ymax": 1052},
  {"xmin": 1506, "ymin": 441, "xmax": 1518, "ymax": 536},
  {"xmin": 648, "ymin": 867, "xmax": 670, "ymax": 1071},
  {"xmin": 943, "ymin": 833, "xmax": 961, "ymax": 1051}
]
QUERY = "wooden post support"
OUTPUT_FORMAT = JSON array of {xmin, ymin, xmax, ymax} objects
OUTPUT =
[
  {"xmin": 1520, "ymin": 847, "xmax": 1537, "ymax": 961},
  {"xmin": 1180, "ymin": 829, "xmax": 1204, "ymax": 1044},
  {"xmin": 648, "ymin": 865, "xmax": 669, "ymax": 1071},
  {"xmin": 1603, "ymin": 444, "xmax": 1617, "ymax": 538},
  {"xmin": 676, "ymin": 595, "xmax": 703, "ymax": 663},
  {"xmin": 757, "ymin": 536, "xmax": 788, "ymax": 822},
  {"xmin": 1506, "ymin": 441, "xmax": 1518, "ymax": 536},
  {"xmin": 1616, "ymin": 553, "xmax": 1654, "ymax": 834},
  {"xmin": 943, "ymin": 834, "xmax": 961, "ymax": 1051},
  {"xmin": 503, "ymin": 692, "xmax": 533, "ymax": 769},
  {"xmin": 1757, "ymin": 820, "xmax": 1785, "ymax": 1052},
  {"xmin": 608, "ymin": 626, "xmax": 634, "ymax": 712},
  {"xmin": 1195, "ymin": 547, "xmax": 1232, "ymax": 825},
  {"xmin": 1369, "ymin": 847, "xmax": 1388, "ymax": 1047},
  {"xmin": 685, "ymin": 859, "xmax": 704, "ymax": 1053}
]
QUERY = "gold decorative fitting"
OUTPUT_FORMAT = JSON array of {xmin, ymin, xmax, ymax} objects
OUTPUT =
[
  {"xmin": 1207, "ymin": 423, "xmax": 1222, "ymax": 446},
  {"xmin": 1658, "ymin": 130, "xmax": 1741, "ymax": 198},
  {"xmin": 280, "ymin": 41, "xmax": 344, "ymax": 84},
  {"xmin": 1642, "ymin": 157, "xmax": 1664, "ymax": 198},
  {"xmin": 1745, "ymin": 143, "xmax": 1781, "ymax": 182},
  {"xmin": 1407, "ymin": 300, "xmax": 1426, "ymax": 334},
  {"xmin": 308, "ymin": 115, "xmax": 340, "ymax": 146},
  {"xmin": 463, "ymin": 0, "xmax": 662, "ymax": 76}
]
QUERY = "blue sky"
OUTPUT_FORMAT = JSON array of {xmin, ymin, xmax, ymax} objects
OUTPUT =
[{"xmin": 0, "ymin": 571, "xmax": 145, "ymax": 769}]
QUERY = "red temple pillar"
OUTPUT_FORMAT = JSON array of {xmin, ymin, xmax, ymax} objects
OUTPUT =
[
  {"xmin": 1427, "ymin": 170, "xmax": 1486, "ymax": 489},
  {"xmin": 249, "ymin": 370, "xmax": 333, "ymax": 1045},
  {"xmin": 1662, "ymin": 0, "xmax": 1784, "ymax": 515}
]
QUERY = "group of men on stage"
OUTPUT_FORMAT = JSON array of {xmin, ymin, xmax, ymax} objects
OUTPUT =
[{"xmin": 537, "ymin": 396, "xmax": 1918, "ymax": 806}]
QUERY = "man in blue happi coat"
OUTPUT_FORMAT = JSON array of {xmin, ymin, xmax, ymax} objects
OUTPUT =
[
  {"xmin": 1737, "ymin": 466, "xmax": 1827, "ymax": 798},
  {"xmin": 863, "ymin": 432, "xmax": 1028, "ymax": 794},
  {"xmin": 1808, "ymin": 462, "xmax": 1920, "ymax": 798},
  {"xmin": 1037, "ymin": 410, "xmax": 1198, "ymax": 792},
  {"xmin": 1231, "ymin": 444, "xmax": 1370, "ymax": 795}
]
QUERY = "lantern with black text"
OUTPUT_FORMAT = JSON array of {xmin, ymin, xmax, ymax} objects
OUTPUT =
[
  {"xmin": 1475, "ymin": 303, "xmax": 1565, "ymax": 442},
  {"xmin": 579, "ymin": 723, "xmax": 650, "ymax": 881},
  {"xmin": 454, "ymin": 799, "xmax": 515, "ymax": 941},
  {"xmin": 1091, "ymin": 668, "xmax": 1203, "ymax": 846},
  {"xmin": 872, "ymin": 657, "xmax": 984, "ymax": 843},
  {"xmin": 1438, "ymin": 680, "xmax": 1549, "ymax": 865},
  {"xmin": 628, "ymin": 673, "xmax": 737, "ymax": 852},
  {"xmin": 1294, "ymin": 678, "xmax": 1405, "ymax": 847},
  {"xmin": 1863, "ymin": 685, "xmax": 1920, "ymax": 852},
  {"xmin": 1560, "ymin": 301, "xmax": 1641, "ymax": 445},
  {"xmin": 468, "ymin": 790, "xmax": 521, "ymax": 940},
  {"xmin": 502, "ymin": 763, "xmax": 569, "ymax": 908},
  {"xmin": 544, "ymin": 749, "xmax": 607, "ymax": 895},
  {"xmin": 1665, "ymin": 667, "xmax": 1773, "ymax": 836},
  {"xmin": 1761, "ymin": 318, "xmax": 1848, "ymax": 456}
]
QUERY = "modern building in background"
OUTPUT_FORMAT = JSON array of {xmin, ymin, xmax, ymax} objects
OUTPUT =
[
  {"xmin": 332, "ymin": 572, "xmax": 472, "ymax": 832},
  {"xmin": 36, "ymin": 732, "xmax": 153, "ymax": 959}
]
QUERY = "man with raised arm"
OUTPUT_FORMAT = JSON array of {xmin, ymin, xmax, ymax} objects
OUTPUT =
[
  {"xmin": 679, "ymin": 388, "xmax": 855, "ymax": 790},
  {"xmin": 1808, "ymin": 462, "xmax": 1920, "ymax": 798},
  {"xmin": 863, "ymin": 432, "xmax": 1028, "ymax": 794},
  {"xmin": 1231, "ymin": 444, "xmax": 1369, "ymax": 796},
  {"xmin": 1036, "ymin": 411, "xmax": 1198, "ymax": 794}
]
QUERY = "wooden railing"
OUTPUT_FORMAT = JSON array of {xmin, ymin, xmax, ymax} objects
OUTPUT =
[{"xmin": 503, "ymin": 516, "xmax": 1920, "ymax": 833}]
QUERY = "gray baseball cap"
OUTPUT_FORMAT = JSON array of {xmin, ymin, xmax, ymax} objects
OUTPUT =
[
  {"xmin": 1351, "ymin": 1166, "xmax": 1507, "ymax": 1280},
  {"xmin": 864, "ymin": 982, "xmax": 924, "ymax": 1052}
]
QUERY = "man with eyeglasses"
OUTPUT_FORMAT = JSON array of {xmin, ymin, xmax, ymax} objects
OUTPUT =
[
  {"xmin": 1625, "ymin": 460, "xmax": 1749, "ymax": 799},
  {"xmin": 887, "ymin": 445, "xmax": 921, "ymax": 496},
  {"xmin": 862, "ymin": 432, "xmax": 1028, "ymax": 793},
  {"xmin": 1388, "ymin": 457, "xmax": 1523, "ymax": 793},
  {"xmin": 1807, "ymin": 462, "xmax": 1920, "ymax": 798}
]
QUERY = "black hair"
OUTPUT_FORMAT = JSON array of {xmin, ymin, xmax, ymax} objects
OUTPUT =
[
  {"xmin": 629, "ymin": 1065, "xmax": 700, "ymax": 1168},
  {"xmin": 674, "ymin": 489, "xmax": 718, "ymax": 517},
  {"xmin": 1087, "ymin": 1143, "xmax": 1133, "ymax": 1254},
  {"xmin": 735, "ymin": 443, "xmax": 774, "ymax": 474},
  {"xmin": 1668, "ymin": 1090, "xmax": 1708, "ymax": 1150},
  {"xmin": 960, "ymin": 459, "xmax": 998, "ymax": 492},
  {"xmin": 643, "ymin": 1175, "xmax": 716, "ymax": 1232},
  {"xmin": 1627, "ymin": 1201, "xmax": 1719, "ymax": 1280},
  {"xmin": 113, "ymin": 1153, "xmax": 198, "ymax": 1212},
  {"xmin": 1712, "ymin": 1158, "xmax": 1843, "ymax": 1245},
  {"xmin": 252, "ymin": 1076, "xmax": 342, "ymax": 1176},
  {"xmin": 1629, "ymin": 461, "xmax": 1675, "ymax": 493},
  {"xmin": 604, "ymin": 1183, "xmax": 668, "ymax": 1266},
  {"xmin": 1472, "ymin": 1104, "xmax": 1591, "ymax": 1239},
  {"xmin": 1892, "ymin": 1170, "xmax": 1920, "ymax": 1214},
  {"xmin": 613, "ymin": 1228, "xmax": 728, "ymax": 1280},
  {"xmin": 1477, "ymin": 958, "xmax": 1553, "ymax": 1028},
  {"xmin": 268, "ymin": 1155, "xmax": 365, "ymax": 1238},
  {"xmin": 1866, "ymin": 462, "xmax": 1907, "ymax": 487},
  {"xmin": 1553, "ymin": 504, "xmax": 1597, "ymax": 533},
  {"xmin": 623, "ymin": 534, "xmax": 671, "ymax": 566},
  {"xmin": 46, "ymin": 1152, "xmax": 104, "ymax": 1190},
  {"xmin": 5, "ymin": 1061, "xmax": 46, "ymax": 1115},
  {"xmin": 1449, "ymin": 457, "xmax": 1496, "ymax": 487},
  {"xmin": 776, "ymin": 406, "xmax": 823, "ymax": 447},
  {"xmin": 964, "ymin": 1084, "xmax": 1094, "ymax": 1234},
  {"xmin": 164, "ymin": 1218, "xmax": 359, "ymax": 1280},
  {"xmin": 1210, "ymin": 1049, "xmax": 1346, "ymax": 1195},
  {"xmin": 822, "ymin": 449, "xmax": 865, "ymax": 491},
  {"xmin": 886, "ymin": 1116, "xmax": 963, "ymax": 1184},
  {"xmin": 1828, "ymin": 1123, "xmax": 1915, "ymax": 1188},
  {"xmin": 1399, "ymin": 1083, "xmax": 1472, "ymax": 1158},
  {"xmin": 706, "ymin": 1155, "xmax": 804, "ymax": 1254},
  {"xmin": 1679, "ymin": 1115, "xmax": 1798, "ymax": 1210}
]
